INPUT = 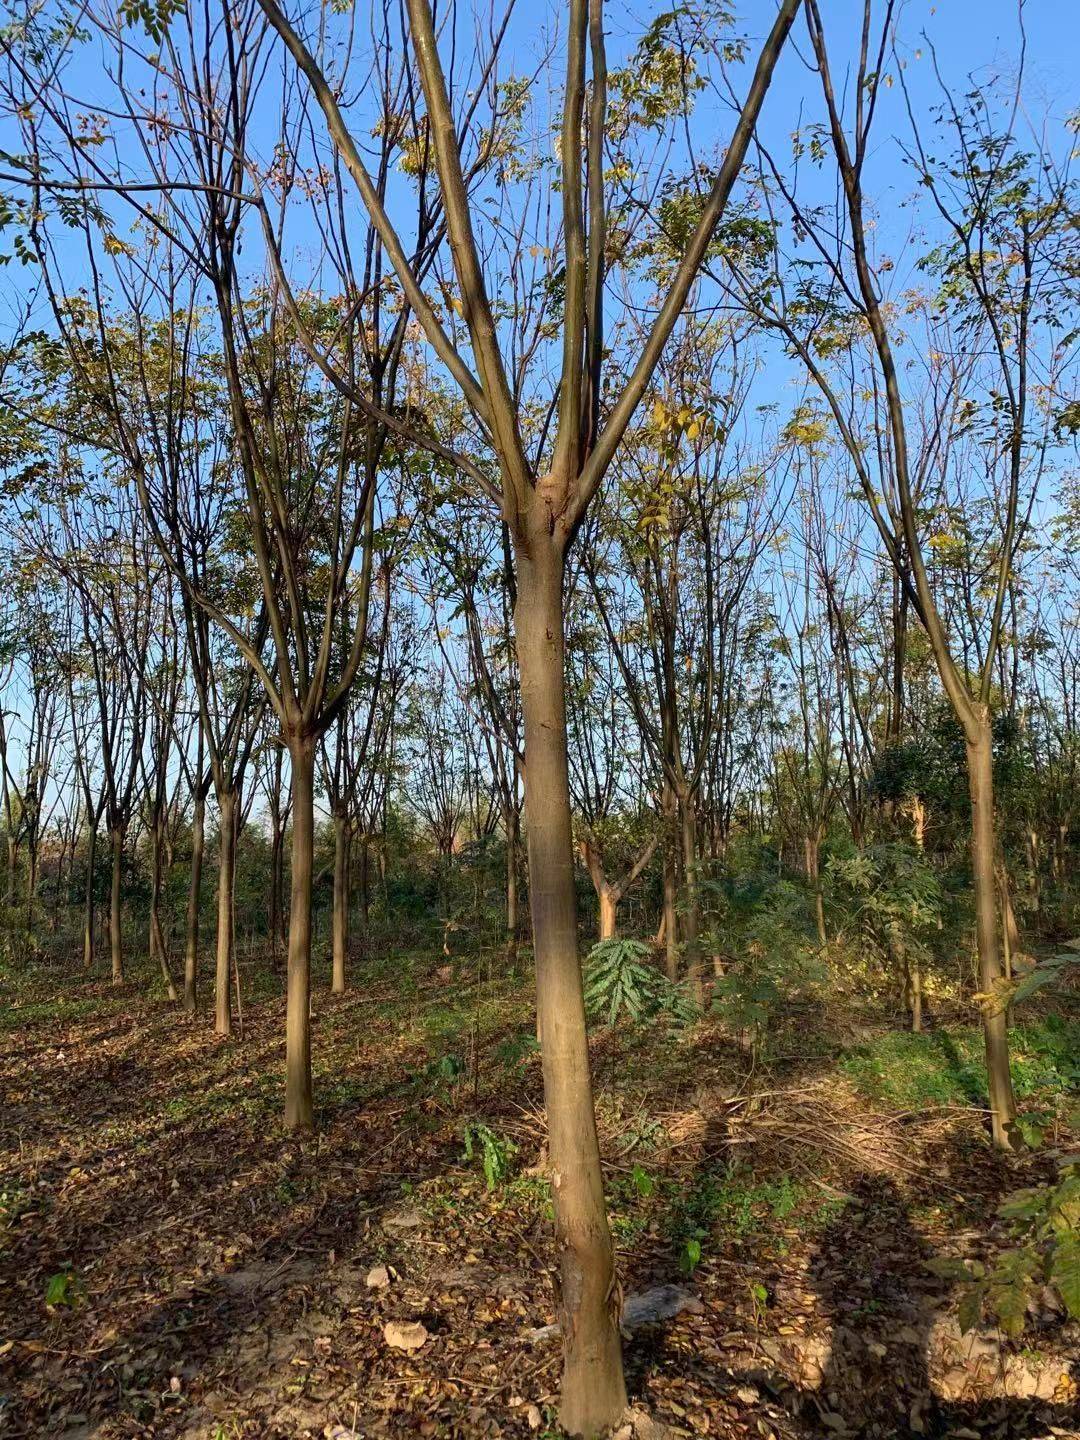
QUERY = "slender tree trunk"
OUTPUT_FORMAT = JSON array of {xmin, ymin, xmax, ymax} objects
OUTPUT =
[
  {"xmin": 598, "ymin": 885, "xmax": 617, "ymax": 941},
  {"xmin": 285, "ymin": 734, "xmax": 315, "ymax": 1130},
  {"xmin": 1025, "ymin": 828, "xmax": 1040, "ymax": 912},
  {"xmin": 25, "ymin": 846, "xmax": 38, "ymax": 932},
  {"xmin": 805, "ymin": 831, "xmax": 826, "ymax": 947},
  {"xmin": 515, "ymin": 545, "xmax": 626, "ymax": 1436},
  {"xmin": 184, "ymin": 790, "xmax": 205, "ymax": 1014},
  {"xmin": 997, "ymin": 857, "xmax": 1023, "ymax": 969},
  {"xmin": 679, "ymin": 792, "xmax": 701, "ymax": 1001},
  {"xmin": 358, "ymin": 834, "xmax": 369, "ymax": 923},
  {"xmin": 331, "ymin": 809, "xmax": 350, "ymax": 995},
  {"xmin": 911, "ymin": 956, "xmax": 922, "ymax": 1033},
  {"xmin": 909, "ymin": 796, "xmax": 926, "ymax": 851},
  {"xmin": 269, "ymin": 818, "xmax": 284, "ymax": 963},
  {"xmin": 5, "ymin": 835, "xmax": 16, "ymax": 905},
  {"xmin": 215, "ymin": 788, "xmax": 237, "ymax": 1037},
  {"xmin": 505, "ymin": 807, "xmax": 519, "ymax": 961},
  {"xmin": 966, "ymin": 715, "xmax": 1017, "ymax": 1148},
  {"xmin": 83, "ymin": 822, "xmax": 96, "ymax": 972},
  {"xmin": 662, "ymin": 783, "xmax": 678, "ymax": 980},
  {"xmin": 109, "ymin": 823, "xmax": 124, "ymax": 984},
  {"xmin": 150, "ymin": 814, "xmax": 177, "ymax": 1001}
]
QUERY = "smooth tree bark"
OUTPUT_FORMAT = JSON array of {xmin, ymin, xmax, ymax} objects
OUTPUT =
[
  {"xmin": 580, "ymin": 833, "xmax": 659, "ymax": 941},
  {"xmin": 330, "ymin": 807, "xmax": 350, "ymax": 995},
  {"xmin": 215, "ymin": 787, "xmax": 238, "ymax": 1037},
  {"xmin": 729, "ymin": 0, "xmax": 1070, "ymax": 1144},
  {"xmin": 108, "ymin": 823, "xmax": 124, "ymax": 984},
  {"xmin": 82, "ymin": 819, "xmax": 97, "ymax": 970},
  {"xmin": 285, "ymin": 734, "xmax": 315, "ymax": 1128},
  {"xmin": 256, "ymin": 0, "xmax": 799, "ymax": 1422},
  {"xmin": 184, "ymin": 776, "xmax": 206, "ymax": 1014}
]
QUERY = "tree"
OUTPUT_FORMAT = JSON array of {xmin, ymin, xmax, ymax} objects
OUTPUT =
[
  {"xmin": 727, "ymin": 0, "xmax": 1078, "ymax": 1145},
  {"xmin": 254, "ymin": 0, "xmax": 800, "ymax": 1425}
]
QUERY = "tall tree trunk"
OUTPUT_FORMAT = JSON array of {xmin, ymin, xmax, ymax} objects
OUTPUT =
[
  {"xmin": 805, "ymin": 831, "xmax": 826, "ymax": 946},
  {"xmin": 184, "ymin": 790, "xmax": 205, "ymax": 1014},
  {"xmin": 966, "ymin": 715, "xmax": 1017, "ymax": 1149},
  {"xmin": 1025, "ymin": 828, "xmax": 1040, "ymax": 912},
  {"xmin": 285, "ymin": 734, "xmax": 315, "ymax": 1130},
  {"xmin": 679, "ymin": 792, "xmax": 701, "ymax": 1001},
  {"xmin": 150, "ymin": 813, "xmax": 177, "ymax": 1001},
  {"xmin": 109, "ymin": 823, "xmax": 124, "ymax": 984},
  {"xmin": 505, "ymin": 807, "xmax": 519, "ymax": 961},
  {"xmin": 661, "ymin": 783, "xmax": 678, "ymax": 980},
  {"xmin": 215, "ymin": 788, "xmax": 237, "ymax": 1037},
  {"xmin": 269, "ymin": 817, "xmax": 284, "ymax": 963},
  {"xmin": 83, "ymin": 822, "xmax": 96, "ymax": 972},
  {"xmin": 515, "ymin": 545, "xmax": 626, "ymax": 1436},
  {"xmin": 598, "ymin": 885, "xmax": 617, "ymax": 941},
  {"xmin": 331, "ymin": 808, "xmax": 350, "ymax": 995},
  {"xmin": 25, "ymin": 846, "xmax": 38, "ymax": 932},
  {"xmin": 358, "ymin": 833, "xmax": 369, "ymax": 923},
  {"xmin": 5, "ymin": 835, "xmax": 16, "ymax": 905}
]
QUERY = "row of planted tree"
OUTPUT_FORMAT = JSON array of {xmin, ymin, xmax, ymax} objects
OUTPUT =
[{"xmin": 0, "ymin": 0, "xmax": 1077, "ymax": 1431}]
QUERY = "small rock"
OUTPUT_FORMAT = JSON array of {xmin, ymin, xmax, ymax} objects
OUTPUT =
[
  {"xmin": 382, "ymin": 1206, "xmax": 424, "ymax": 1232},
  {"xmin": 626, "ymin": 1408, "xmax": 672, "ymax": 1440},
  {"xmin": 525, "ymin": 1404, "xmax": 542, "ymax": 1430},
  {"xmin": 622, "ymin": 1284, "xmax": 704, "ymax": 1330},
  {"xmin": 383, "ymin": 1319, "xmax": 429, "ymax": 1351},
  {"xmin": 365, "ymin": 1264, "xmax": 392, "ymax": 1289},
  {"xmin": 526, "ymin": 1284, "xmax": 702, "ymax": 1344}
]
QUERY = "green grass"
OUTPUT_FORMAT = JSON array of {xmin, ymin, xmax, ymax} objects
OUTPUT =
[
  {"xmin": 0, "ymin": 995, "xmax": 119, "ymax": 1032},
  {"xmin": 838, "ymin": 1016, "xmax": 1080, "ymax": 1110}
]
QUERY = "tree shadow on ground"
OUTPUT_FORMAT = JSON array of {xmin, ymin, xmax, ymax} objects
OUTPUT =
[{"xmin": 630, "ymin": 1170, "xmax": 1078, "ymax": 1438}]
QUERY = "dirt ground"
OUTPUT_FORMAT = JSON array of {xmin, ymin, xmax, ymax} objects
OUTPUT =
[{"xmin": 1, "ymin": 949, "xmax": 1077, "ymax": 1439}]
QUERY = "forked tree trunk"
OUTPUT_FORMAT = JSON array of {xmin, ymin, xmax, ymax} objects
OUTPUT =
[
  {"xmin": 184, "ymin": 790, "xmax": 205, "ymax": 1014},
  {"xmin": 581, "ymin": 832, "xmax": 657, "ymax": 946},
  {"xmin": 966, "ymin": 716, "xmax": 1017, "ymax": 1148},
  {"xmin": 285, "ymin": 734, "xmax": 315, "ymax": 1130},
  {"xmin": 109, "ymin": 823, "xmax": 124, "ymax": 984},
  {"xmin": 331, "ymin": 809, "xmax": 350, "ymax": 995},
  {"xmin": 83, "ymin": 823, "xmax": 96, "ymax": 972},
  {"xmin": 515, "ymin": 545, "xmax": 626, "ymax": 1436},
  {"xmin": 215, "ymin": 788, "xmax": 237, "ymax": 1037}
]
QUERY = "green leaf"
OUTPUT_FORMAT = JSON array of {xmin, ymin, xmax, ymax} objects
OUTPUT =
[
  {"xmin": 957, "ymin": 1283, "xmax": 984, "ymax": 1336},
  {"xmin": 632, "ymin": 1164, "xmax": 655, "ymax": 1198},
  {"xmin": 1051, "ymin": 1229, "xmax": 1080, "ymax": 1319},
  {"xmin": 45, "ymin": 1269, "xmax": 74, "ymax": 1307}
]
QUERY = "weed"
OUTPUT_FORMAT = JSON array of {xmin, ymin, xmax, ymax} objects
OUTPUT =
[
  {"xmin": 461, "ymin": 1121, "xmax": 518, "ymax": 1188},
  {"xmin": 839, "ymin": 1018, "xmax": 1080, "ymax": 1111}
]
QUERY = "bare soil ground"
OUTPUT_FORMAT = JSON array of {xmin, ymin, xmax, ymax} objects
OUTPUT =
[{"xmin": 1, "ymin": 949, "xmax": 1077, "ymax": 1439}]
